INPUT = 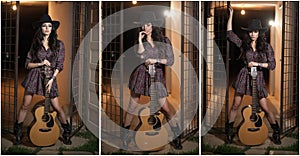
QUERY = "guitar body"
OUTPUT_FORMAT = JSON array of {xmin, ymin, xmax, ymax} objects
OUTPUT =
[
  {"xmin": 238, "ymin": 105, "xmax": 268, "ymax": 146},
  {"xmin": 29, "ymin": 105, "xmax": 60, "ymax": 146},
  {"xmin": 134, "ymin": 107, "xmax": 168, "ymax": 151}
]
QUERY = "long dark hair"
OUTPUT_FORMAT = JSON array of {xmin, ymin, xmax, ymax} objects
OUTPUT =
[
  {"xmin": 30, "ymin": 25, "xmax": 60, "ymax": 62},
  {"xmin": 239, "ymin": 30, "xmax": 268, "ymax": 62},
  {"xmin": 135, "ymin": 25, "xmax": 165, "ymax": 55},
  {"xmin": 137, "ymin": 25, "xmax": 164, "ymax": 43}
]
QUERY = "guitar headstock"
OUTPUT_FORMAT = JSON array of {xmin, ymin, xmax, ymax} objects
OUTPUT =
[
  {"xmin": 43, "ymin": 66, "xmax": 52, "ymax": 79},
  {"xmin": 148, "ymin": 64, "xmax": 155, "ymax": 77},
  {"xmin": 250, "ymin": 67, "xmax": 257, "ymax": 78}
]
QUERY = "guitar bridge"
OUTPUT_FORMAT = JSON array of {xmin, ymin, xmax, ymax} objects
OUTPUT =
[
  {"xmin": 248, "ymin": 128, "xmax": 260, "ymax": 132},
  {"xmin": 39, "ymin": 128, "xmax": 51, "ymax": 132}
]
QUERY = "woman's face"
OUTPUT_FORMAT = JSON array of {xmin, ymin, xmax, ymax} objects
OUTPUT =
[
  {"xmin": 249, "ymin": 30, "xmax": 259, "ymax": 41},
  {"xmin": 142, "ymin": 23, "xmax": 153, "ymax": 35},
  {"xmin": 41, "ymin": 22, "xmax": 52, "ymax": 36}
]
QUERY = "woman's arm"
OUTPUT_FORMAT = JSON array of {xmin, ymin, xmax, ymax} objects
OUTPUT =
[
  {"xmin": 137, "ymin": 31, "xmax": 146, "ymax": 54},
  {"xmin": 55, "ymin": 41, "xmax": 65, "ymax": 72},
  {"xmin": 226, "ymin": 6, "xmax": 242, "ymax": 48},
  {"xmin": 145, "ymin": 37, "xmax": 174, "ymax": 66},
  {"xmin": 248, "ymin": 45, "xmax": 276, "ymax": 70},
  {"xmin": 25, "ymin": 49, "xmax": 51, "ymax": 69},
  {"xmin": 27, "ymin": 60, "xmax": 51, "ymax": 69},
  {"xmin": 227, "ymin": 5, "xmax": 233, "ymax": 31},
  {"xmin": 161, "ymin": 37, "xmax": 174, "ymax": 66}
]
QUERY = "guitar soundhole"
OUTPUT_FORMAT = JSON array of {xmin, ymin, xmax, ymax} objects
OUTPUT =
[
  {"xmin": 42, "ymin": 114, "xmax": 50, "ymax": 122},
  {"xmin": 250, "ymin": 114, "xmax": 257, "ymax": 122},
  {"xmin": 148, "ymin": 115, "xmax": 156, "ymax": 125}
]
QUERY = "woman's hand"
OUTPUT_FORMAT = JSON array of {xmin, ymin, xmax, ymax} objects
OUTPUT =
[
  {"xmin": 46, "ymin": 79, "xmax": 53, "ymax": 93},
  {"xmin": 145, "ymin": 58, "xmax": 157, "ymax": 66},
  {"xmin": 138, "ymin": 31, "xmax": 146, "ymax": 43},
  {"xmin": 42, "ymin": 60, "xmax": 51, "ymax": 66},
  {"xmin": 248, "ymin": 61, "xmax": 259, "ymax": 68}
]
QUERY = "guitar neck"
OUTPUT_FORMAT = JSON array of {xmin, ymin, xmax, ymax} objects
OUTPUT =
[
  {"xmin": 149, "ymin": 76, "xmax": 157, "ymax": 115},
  {"xmin": 252, "ymin": 78, "xmax": 258, "ymax": 114},
  {"xmin": 44, "ymin": 74, "xmax": 51, "ymax": 115}
]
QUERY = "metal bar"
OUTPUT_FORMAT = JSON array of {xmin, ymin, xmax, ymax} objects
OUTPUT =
[
  {"xmin": 202, "ymin": 1, "xmax": 208, "ymax": 118},
  {"xmin": 225, "ymin": 1, "xmax": 230, "ymax": 125},
  {"xmin": 180, "ymin": 1, "xmax": 185, "ymax": 134},
  {"xmin": 280, "ymin": 1, "xmax": 286, "ymax": 134},
  {"xmin": 120, "ymin": 2, "xmax": 124, "ymax": 126},
  {"xmin": 14, "ymin": 1, "xmax": 20, "ymax": 126}
]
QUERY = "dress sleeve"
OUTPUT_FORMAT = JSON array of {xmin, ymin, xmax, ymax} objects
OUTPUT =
[
  {"xmin": 25, "ymin": 50, "xmax": 33, "ymax": 70},
  {"xmin": 163, "ymin": 37, "xmax": 174, "ymax": 66},
  {"xmin": 227, "ymin": 30, "xmax": 242, "ymax": 48},
  {"xmin": 266, "ymin": 44, "xmax": 276, "ymax": 70},
  {"xmin": 55, "ymin": 41, "xmax": 65, "ymax": 72},
  {"xmin": 137, "ymin": 42, "xmax": 147, "ymax": 60}
]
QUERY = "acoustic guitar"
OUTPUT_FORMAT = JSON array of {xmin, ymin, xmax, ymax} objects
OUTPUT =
[
  {"xmin": 29, "ymin": 66, "xmax": 60, "ymax": 146},
  {"xmin": 134, "ymin": 64, "xmax": 168, "ymax": 151},
  {"xmin": 238, "ymin": 67, "xmax": 268, "ymax": 145}
]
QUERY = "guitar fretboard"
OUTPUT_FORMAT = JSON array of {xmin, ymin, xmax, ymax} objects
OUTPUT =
[
  {"xmin": 43, "ymin": 66, "xmax": 52, "ymax": 115},
  {"xmin": 150, "ymin": 76, "xmax": 157, "ymax": 115},
  {"xmin": 252, "ymin": 75, "xmax": 258, "ymax": 114}
]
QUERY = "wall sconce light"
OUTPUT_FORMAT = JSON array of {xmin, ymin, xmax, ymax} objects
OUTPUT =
[
  {"xmin": 269, "ymin": 20, "xmax": 277, "ymax": 27},
  {"xmin": 164, "ymin": 10, "xmax": 172, "ymax": 17},
  {"xmin": 241, "ymin": 9, "xmax": 245, "ymax": 15},
  {"xmin": 132, "ymin": 0, "xmax": 137, "ymax": 5},
  {"xmin": 12, "ymin": 4, "xmax": 17, "ymax": 11}
]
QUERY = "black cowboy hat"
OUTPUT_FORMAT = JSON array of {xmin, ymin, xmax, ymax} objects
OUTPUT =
[
  {"xmin": 133, "ymin": 11, "xmax": 163, "ymax": 27},
  {"xmin": 32, "ymin": 14, "xmax": 60, "ymax": 30},
  {"xmin": 241, "ymin": 19, "xmax": 268, "ymax": 32}
]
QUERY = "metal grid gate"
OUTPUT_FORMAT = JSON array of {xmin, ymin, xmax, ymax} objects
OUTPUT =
[
  {"xmin": 1, "ymin": 1, "xmax": 20, "ymax": 134},
  {"xmin": 71, "ymin": 2, "xmax": 99, "ymax": 135},
  {"xmin": 181, "ymin": 1, "xmax": 199, "ymax": 139},
  {"xmin": 101, "ymin": 2, "xmax": 123, "ymax": 137},
  {"xmin": 202, "ymin": 1, "xmax": 228, "ymax": 132},
  {"xmin": 280, "ymin": 1, "xmax": 299, "ymax": 135}
]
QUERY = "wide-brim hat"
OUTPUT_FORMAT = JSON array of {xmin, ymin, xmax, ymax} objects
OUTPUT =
[
  {"xmin": 133, "ymin": 11, "xmax": 163, "ymax": 27},
  {"xmin": 241, "ymin": 19, "xmax": 268, "ymax": 32},
  {"xmin": 32, "ymin": 14, "xmax": 60, "ymax": 30}
]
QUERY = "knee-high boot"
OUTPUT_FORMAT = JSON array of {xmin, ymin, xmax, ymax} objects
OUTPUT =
[
  {"xmin": 270, "ymin": 121, "xmax": 281, "ymax": 145},
  {"xmin": 14, "ymin": 122, "xmax": 23, "ymax": 145},
  {"xmin": 225, "ymin": 121, "xmax": 234, "ymax": 144},
  {"xmin": 61, "ymin": 121, "xmax": 72, "ymax": 145},
  {"xmin": 170, "ymin": 124, "xmax": 183, "ymax": 150}
]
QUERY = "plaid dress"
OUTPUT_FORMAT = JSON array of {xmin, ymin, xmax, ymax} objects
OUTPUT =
[
  {"xmin": 21, "ymin": 41, "xmax": 65, "ymax": 98},
  {"xmin": 227, "ymin": 30, "xmax": 276, "ymax": 98},
  {"xmin": 128, "ymin": 37, "xmax": 174, "ymax": 98}
]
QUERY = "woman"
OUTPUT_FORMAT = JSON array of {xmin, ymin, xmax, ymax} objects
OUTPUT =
[
  {"xmin": 226, "ymin": 6, "xmax": 281, "ymax": 145},
  {"xmin": 14, "ymin": 14, "xmax": 71, "ymax": 145},
  {"xmin": 121, "ymin": 11, "xmax": 182, "ymax": 150}
]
